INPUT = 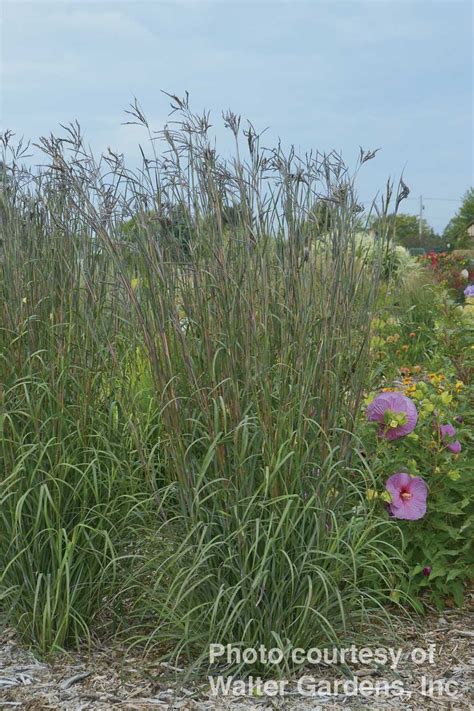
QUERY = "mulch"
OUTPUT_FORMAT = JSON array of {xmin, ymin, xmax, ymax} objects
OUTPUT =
[{"xmin": 1, "ymin": 592, "xmax": 473, "ymax": 710}]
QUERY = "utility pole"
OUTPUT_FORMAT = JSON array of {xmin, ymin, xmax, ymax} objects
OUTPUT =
[{"xmin": 419, "ymin": 195, "xmax": 424, "ymax": 243}]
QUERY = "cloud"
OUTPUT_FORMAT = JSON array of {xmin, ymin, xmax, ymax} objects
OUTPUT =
[
  {"xmin": 1, "ymin": 3, "xmax": 156, "ymax": 87},
  {"xmin": 90, "ymin": 114, "xmax": 169, "ymax": 161},
  {"xmin": 45, "ymin": 8, "xmax": 156, "ymax": 42},
  {"xmin": 1, "ymin": 57, "xmax": 82, "ymax": 82}
]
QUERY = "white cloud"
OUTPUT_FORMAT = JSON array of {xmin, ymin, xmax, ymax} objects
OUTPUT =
[{"xmin": 46, "ymin": 8, "xmax": 156, "ymax": 42}]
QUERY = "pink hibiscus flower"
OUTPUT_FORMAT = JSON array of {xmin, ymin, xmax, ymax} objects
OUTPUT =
[
  {"xmin": 439, "ymin": 423, "xmax": 462, "ymax": 454},
  {"xmin": 385, "ymin": 472, "xmax": 427, "ymax": 520},
  {"xmin": 366, "ymin": 392, "xmax": 418, "ymax": 440}
]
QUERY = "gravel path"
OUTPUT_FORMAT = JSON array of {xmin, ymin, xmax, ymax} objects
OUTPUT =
[{"xmin": 1, "ymin": 595, "xmax": 473, "ymax": 710}]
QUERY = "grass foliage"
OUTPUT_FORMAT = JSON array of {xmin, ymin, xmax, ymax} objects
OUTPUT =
[{"xmin": 0, "ymin": 99, "xmax": 412, "ymax": 666}]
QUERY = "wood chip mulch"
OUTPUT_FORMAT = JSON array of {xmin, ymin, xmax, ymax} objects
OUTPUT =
[{"xmin": 1, "ymin": 594, "xmax": 473, "ymax": 710}]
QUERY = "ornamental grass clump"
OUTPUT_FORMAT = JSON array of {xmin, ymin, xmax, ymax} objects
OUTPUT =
[
  {"xmin": 1, "ymin": 97, "xmax": 411, "ymax": 666},
  {"xmin": 0, "ymin": 144, "xmax": 153, "ymax": 651}
]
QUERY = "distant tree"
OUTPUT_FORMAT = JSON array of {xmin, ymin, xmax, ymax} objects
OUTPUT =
[
  {"xmin": 370, "ymin": 213, "xmax": 443, "ymax": 250},
  {"xmin": 443, "ymin": 188, "xmax": 474, "ymax": 248},
  {"xmin": 221, "ymin": 203, "xmax": 244, "ymax": 227},
  {"xmin": 120, "ymin": 203, "xmax": 193, "ymax": 259},
  {"xmin": 307, "ymin": 201, "xmax": 333, "ymax": 235}
]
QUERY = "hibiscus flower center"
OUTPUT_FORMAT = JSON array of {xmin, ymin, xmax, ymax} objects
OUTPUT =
[
  {"xmin": 400, "ymin": 488, "xmax": 412, "ymax": 501},
  {"xmin": 383, "ymin": 409, "xmax": 408, "ymax": 429}
]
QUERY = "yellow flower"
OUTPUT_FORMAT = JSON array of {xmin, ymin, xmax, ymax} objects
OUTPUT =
[
  {"xmin": 455, "ymin": 381, "xmax": 464, "ymax": 391},
  {"xmin": 401, "ymin": 344, "xmax": 409, "ymax": 352},
  {"xmin": 366, "ymin": 489, "xmax": 379, "ymax": 501},
  {"xmin": 428, "ymin": 373, "xmax": 444, "ymax": 384}
]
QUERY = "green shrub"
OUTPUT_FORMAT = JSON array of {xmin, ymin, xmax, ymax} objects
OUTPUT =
[{"xmin": 362, "ymin": 285, "xmax": 473, "ymax": 609}]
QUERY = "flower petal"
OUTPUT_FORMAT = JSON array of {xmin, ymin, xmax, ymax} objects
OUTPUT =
[
  {"xmin": 393, "ymin": 496, "xmax": 427, "ymax": 520},
  {"xmin": 440, "ymin": 423, "xmax": 456, "ymax": 439},
  {"xmin": 385, "ymin": 472, "xmax": 411, "ymax": 507},
  {"xmin": 447, "ymin": 440, "xmax": 462, "ymax": 454}
]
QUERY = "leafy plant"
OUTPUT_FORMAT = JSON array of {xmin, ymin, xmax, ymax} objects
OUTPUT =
[{"xmin": 362, "ymin": 306, "xmax": 473, "ymax": 608}]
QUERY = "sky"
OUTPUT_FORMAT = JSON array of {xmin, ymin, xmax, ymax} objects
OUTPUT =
[{"xmin": 1, "ymin": 0, "xmax": 472, "ymax": 233}]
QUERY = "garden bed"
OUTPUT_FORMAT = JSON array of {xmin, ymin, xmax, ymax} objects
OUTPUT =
[
  {"xmin": 1, "ymin": 106, "xmax": 472, "ymax": 710},
  {"xmin": 1, "ymin": 590, "xmax": 473, "ymax": 710}
]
